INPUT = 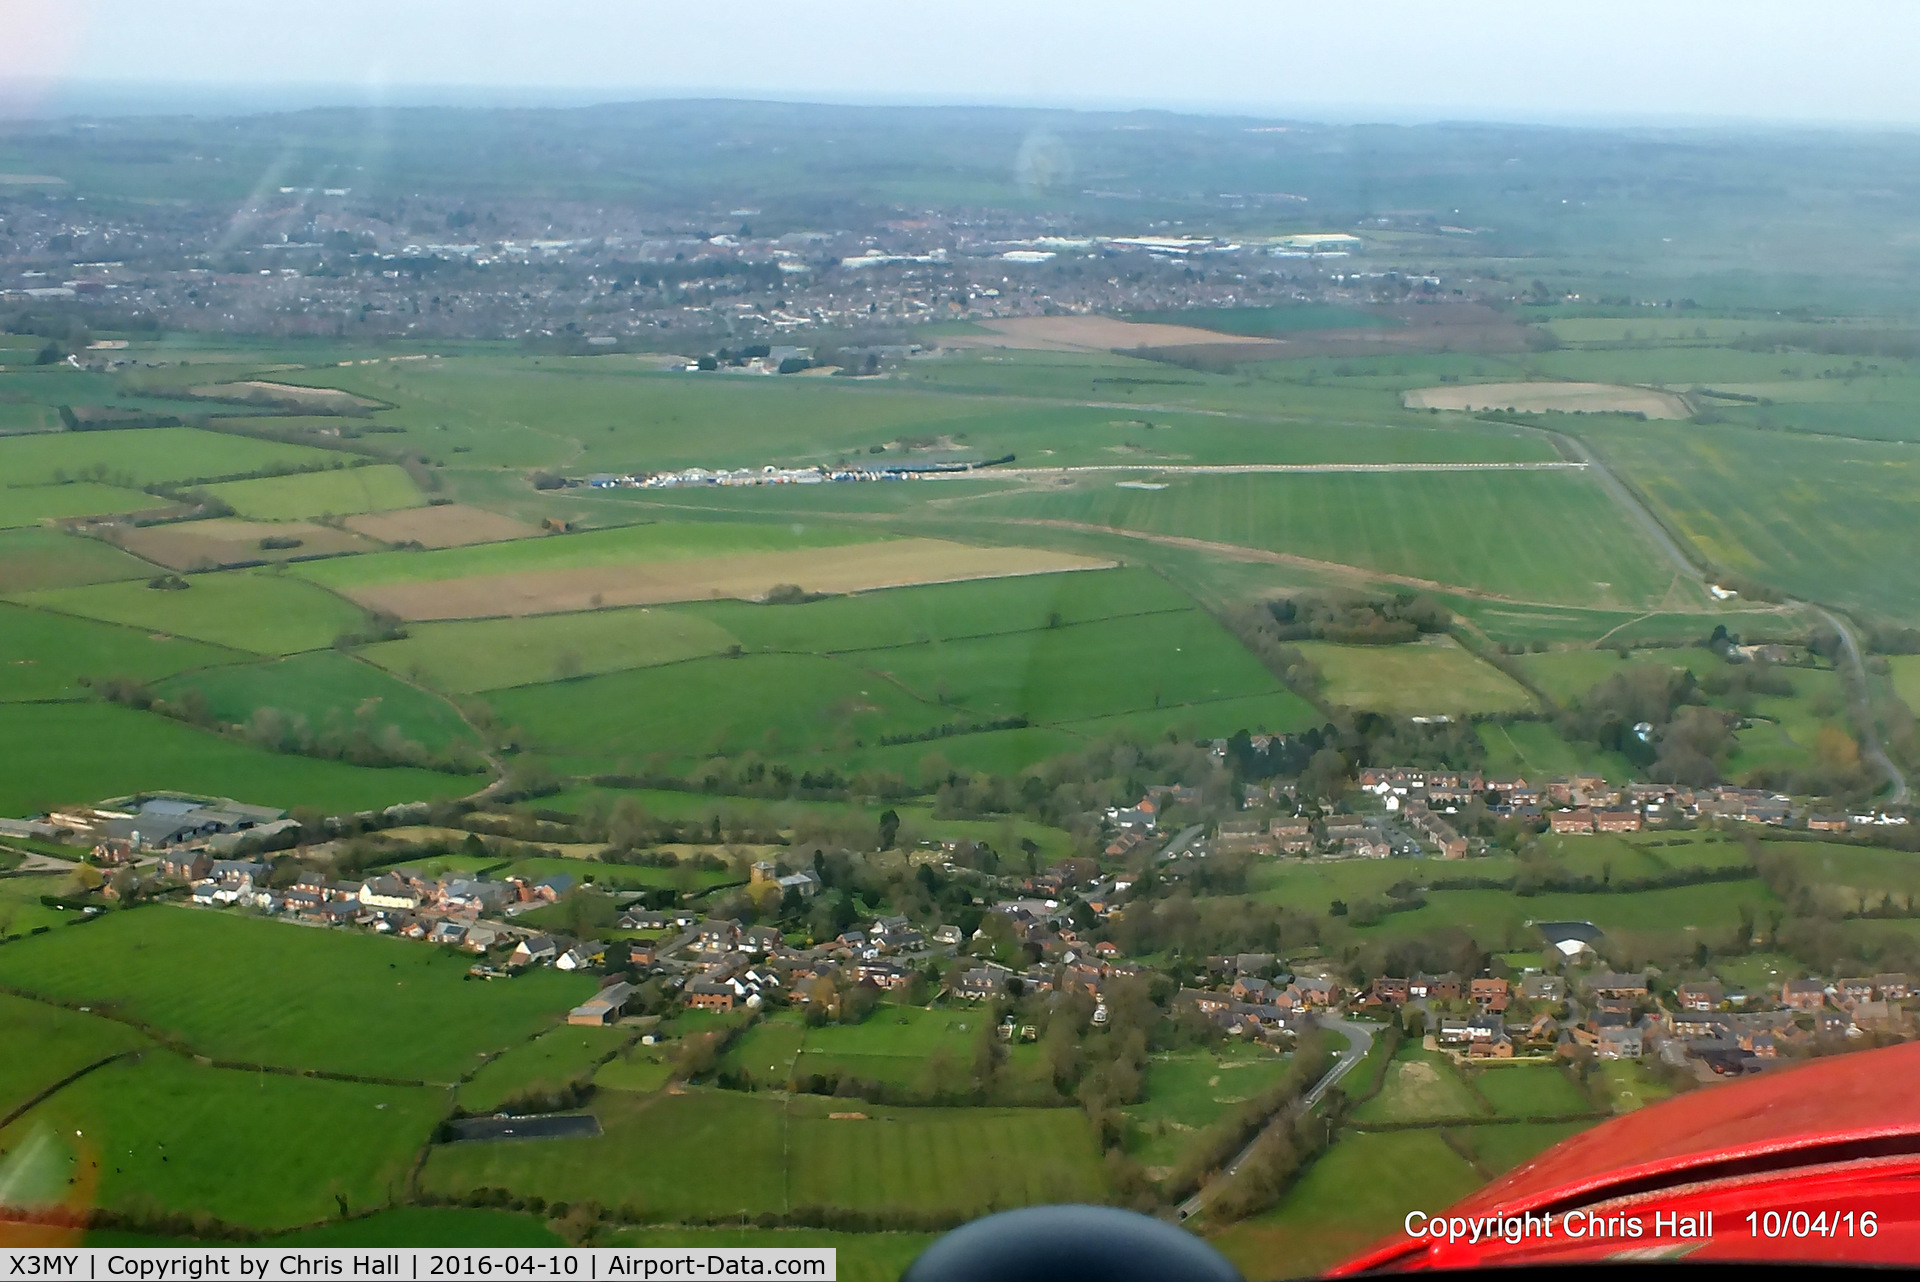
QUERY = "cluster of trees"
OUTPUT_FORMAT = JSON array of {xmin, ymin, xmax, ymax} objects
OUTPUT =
[{"xmin": 1263, "ymin": 592, "xmax": 1453, "ymax": 646}]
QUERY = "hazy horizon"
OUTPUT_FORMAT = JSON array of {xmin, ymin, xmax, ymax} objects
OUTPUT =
[{"xmin": 5, "ymin": 0, "xmax": 1920, "ymax": 131}]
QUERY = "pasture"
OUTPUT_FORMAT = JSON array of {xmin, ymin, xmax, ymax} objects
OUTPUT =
[
  {"xmin": 1292, "ymin": 638, "xmax": 1534, "ymax": 715},
  {"xmin": 0, "ymin": 529, "xmax": 151, "ymax": 593},
  {"xmin": 1467, "ymin": 1063, "xmax": 1593, "ymax": 1118},
  {"xmin": 0, "ymin": 427, "xmax": 338, "ymax": 488},
  {"xmin": 1592, "ymin": 1060, "xmax": 1680, "ymax": 1114},
  {"xmin": 1350, "ymin": 1048, "xmax": 1483, "ymax": 1125},
  {"xmin": 1758, "ymin": 841, "xmax": 1920, "ymax": 915},
  {"xmin": 17, "ymin": 569, "xmax": 370, "ymax": 655},
  {"xmin": 0, "ymin": 1051, "xmax": 441, "ymax": 1229},
  {"xmin": 1452, "ymin": 1121, "xmax": 1596, "ymax": 1177},
  {"xmin": 1476, "ymin": 721, "xmax": 1632, "ymax": 782},
  {"xmin": 0, "ymin": 482, "xmax": 160, "ymax": 529},
  {"xmin": 206, "ymin": 465, "xmax": 426, "ymax": 520},
  {"xmin": 0, "ymin": 908, "xmax": 593, "ymax": 1080},
  {"xmin": 0, "ymin": 876, "xmax": 87, "ymax": 937},
  {"xmin": 458, "ymin": 1025, "xmax": 634, "ymax": 1112},
  {"xmin": 0, "ymin": 702, "xmax": 472, "ymax": 815},
  {"xmin": 0, "ymin": 994, "xmax": 151, "ymax": 1123},
  {"xmin": 1124, "ymin": 1044, "xmax": 1297, "ymax": 1168},
  {"xmin": 1350, "ymin": 879, "xmax": 1780, "ymax": 954},
  {"xmin": 0, "ymin": 602, "xmax": 245, "ymax": 702},
  {"xmin": 969, "ymin": 470, "xmax": 1676, "ymax": 608},
  {"xmin": 1893, "ymin": 657, "xmax": 1920, "ymax": 716},
  {"xmin": 1211, "ymin": 1129, "xmax": 1483, "ymax": 1278},
  {"xmin": 153, "ymin": 651, "xmax": 482, "ymax": 754},
  {"xmin": 362, "ymin": 606, "xmax": 741, "ymax": 693}
]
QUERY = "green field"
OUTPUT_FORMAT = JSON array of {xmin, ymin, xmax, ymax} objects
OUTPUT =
[
  {"xmin": 1586, "ymin": 419, "xmax": 1920, "ymax": 622},
  {"xmin": 1893, "ymin": 656, "xmax": 1920, "ymax": 716},
  {"xmin": 1758, "ymin": 840, "xmax": 1920, "ymax": 915},
  {"xmin": 0, "ymin": 482, "xmax": 158, "ymax": 528},
  {"xmin": 1452, "ymin": 1120, "xmax": 1596, "ymax": 1176},
  {"xmin": 0, "ymin": 528, "xmax": 153, "ymax": 593},
  {"xmin": 1293, "ymin": 639, "xmax": 1534, "ymax": 715},
  {"xmin": 0, "ymin": 909, "xmax": 594, "ymax": 1080},
  {"xmin": 0, "ymin": 994, "xmax": 152, "ymax": 1122},
  {"xmin": 1129, "ymin": 305, "xmax": 1396, "ymax": 335},
  {"xmin": 1592, "ymin": 1060, "xmax": 1681, "ymax": 1114},
  {"xmin": 0, "ymin": 602, "xmax": 246, "ymax": 702},
  {"xmin": 0, "ymin": 1051, "xmax": 441, "ymax": 1228},
  {"xmin": 364, "ymin": 607, "xmax": 742, "ymax": 693},
  {"xmin": 1124, "ymin": 1044, "xmax": 1298, "ymax": 1167},
  {"xmin": 969, "ymin": 471, "xmax": 1678, "ymax": 608},
  {"xmin": 458, "ymin": 1025, "xmax": 634, "ymax": 1112},
  {"xmin": 0, "ymin": 427, "xmax": 340, "ymax": 487},
  {"xmin": 89, "ymin": 1207, "xmax": 569, "ymax": 1247},
  {"xmin": 153, "ymin": 650, "xmax": 483, "ymax": 754},
  {"xmin": 795, "ymin": 1006, "xmax": 992, "ymax": 1090},
  {"xmin": 1351, "ymin": 1047, "xmax": 1483, "ymax": 1124},
  {"xmin": 1467, "ymin": 1064, "xmax": 1593, "ymax": 1118},
  {"xmin": 1476, "ymin": 720, "xmax": 1633, "ymax": 781},
  {"xmin": 0, "ymin": 701, "xmax": 472, "ymax": 815},
  {"xmin": 206, "ymin": 464, "xmax": 426, "ymax": 520},
  {"xmin": 1351, "ymin": 879, "xmax": 1779, "ymax": 954},
  {"xmin": 1212, "ymin": 1129, "xmax": 1484, "ymax": 1279},
  {"xmin": 18, "ymin": 569, "xmax": 370, "ymax": 655},
  {"xmin": 0, "ymin": 876, "xmax": 90, "ymax": 937}
]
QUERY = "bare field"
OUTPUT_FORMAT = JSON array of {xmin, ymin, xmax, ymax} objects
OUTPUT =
[
  {"xmin": 955, "ymin": 316, "xmax": 1288, "ymax": 353},
  {"xmin": 344, "ymin": 504, "xmax": 542, "ymax": 548},
  {"xmin": 345, "ymin": 538, "xmax": 1116, "ymax": 621},
  {"xmin": 1404, "ymin": 381, "xmax": 1690, "ymax": 418},
  {"xmin": 107, "ymin": 519, "xmax": 381, "ymax": 569}
]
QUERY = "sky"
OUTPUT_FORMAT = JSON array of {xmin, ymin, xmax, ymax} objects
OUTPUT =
[{"xmin": 5, "ymin": 0, "xmax": 1920, "ymax": 128}]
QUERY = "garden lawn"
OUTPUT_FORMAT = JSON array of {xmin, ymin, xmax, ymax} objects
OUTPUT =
[
  {"xmin": 0, "ymin": 908, "xmax": 594, "ymax": 1081},
  {"xmin": 0, "ymin": 1051, "xmax": 441, "ymax": 1229}
]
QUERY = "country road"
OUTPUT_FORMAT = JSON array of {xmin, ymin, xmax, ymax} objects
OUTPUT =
[
  {"xmin": 1816, "ymin": 606, "xmax": 1911, "ymax": 807},
  {"xmin": 1175, "ymin": 1016, "xmax": 1378, "ymax": 1221}
]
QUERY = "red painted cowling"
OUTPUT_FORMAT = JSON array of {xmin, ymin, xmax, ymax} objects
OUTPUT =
[{"xmin": 1331, "ymin": 1040, "xmax": 1920, "ymax": 1272}]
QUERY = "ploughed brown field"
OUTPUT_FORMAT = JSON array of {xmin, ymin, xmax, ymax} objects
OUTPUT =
[
  {"xmin": 107, "ymin": 518, "xmax": 381, "ymax": 569},
  {"xmin": 342, "ymin": 538, "xmax": 1116, "ymax": 621},
  {"xmin": 1404, "ymin": 381, "xmax": 1691, "ymax": 418},
  {"xmin": 343, "ymin": 503, "xmax": 542, "ymax": 549}
]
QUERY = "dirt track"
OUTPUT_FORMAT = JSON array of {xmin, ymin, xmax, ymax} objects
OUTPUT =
[{"xmin": 345, "ymin": 538, "xmax": 1114, "ymax": 620}]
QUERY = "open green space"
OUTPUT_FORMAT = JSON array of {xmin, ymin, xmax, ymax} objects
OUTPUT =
[
  {"xmin": 0, "ymin": 528, "xmax": 154, "ymax": 593},
  {"xmin": 1891, "ymin": 656, "xmax": 1920, "ymax": 716},
  {"xmin": 969, "ymin": 470, "xmax": 1676, "ymax": 608},
  {"xmin": 205, "ymin": 464, "xmax": 426, "ymax": 520},
  {"xmin": 0, "ymin": 701, "xmax": 472, "ymax": 815},
  {"xmin": 153, "ymin": 650, "xmax": 482, "ymax": 754},
  {"xmin": 17, "ymin": 569, "xmax": 371, "ymax": 655},
  {"xmin": 1591, "ymin": 1060, "xmax": 1681, "ymax": 1114},
  {"xmin": 0, "ymin": 1051, "xmax": 441, "ymax": 1229},
  {"xmin": 0, "ymin": 482, "xmax": 158, "ymax": 529},
  {"xmin": 1758, "ymin": 840, "xmax": 1920, "ymax": 915},
  {"xmin": 1129, "ymin": 305, "xmax": 1396, "ymax": 336},
  {"xmin": 364, "ymin": 607, "xmax": 742, "ymax": 693},
  {"xmin": 88, "ymin": 1207, "xmax": 569, "ymax": 1248},
  {"xmin": 0, "ymin": 876, "xmax": 89, "ymax": 937},
  {"xmin": 593, "ymin": 1042, "xmax": 674, "ymax": 1094},
  {"xmin": 0, "ymin": 994, "xmax": 152, "ymax": 1122},
  {"xmin": 458, "ymin": 1025, "xmax": 634, "ymax": 1112},
  {"xmin": 1293, "ymin": 638, "xmax": 1534, "ymax": 715},
  {"xmin": 0, "ymin": 908, "xmax": 593, "ymax": 1080},
  {"xmin": 1351, "ymin": 1046, "xmax": 1483, "ymax": 1124},
  {"xmin": 721, "ymin": 1015, "xmax": 811, "ymax": 1089},
  {"xmin": 0, "ymin": 427, "xmax": 341, "ymax": 488},
  {"xmin": 1212, "ymin": 1129, "xmax": 1484, "ymax": 1279},
  {"xmin": 0, "ymin": 602, "xmax": 246, "ymax": 702},
  {"xmin": 1349, "ymin": 879, "xmax": 1779, "ymax": 954},
  {"xmin": 1124, "ymin": 1044, "xmax": 1297, "ymax": 1168},
  {"xmin": 1452, "ymin": 1120, "xmax": 1596, "ymax": 1177},
  {"xmin": 1467, "ymin": 1063, "xmax": 1593, "ymax": 1118},
  {"xmin": 1476, "ymin": 719, "xmax": 1634, "ymax": 781}
]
